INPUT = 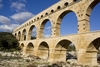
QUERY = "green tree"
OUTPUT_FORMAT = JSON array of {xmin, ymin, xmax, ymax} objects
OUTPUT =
[
  {"xmin": 0, "ymin": 32, "xmax": 20, "ymax": 51},
  {"xmin": 67, "ymin": 44, "xmax": 76, "ymax": 51}
]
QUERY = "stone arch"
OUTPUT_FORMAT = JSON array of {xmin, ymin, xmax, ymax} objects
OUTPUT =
[
  {"xmin": 86, "ymin": 37, "xmax": 100, "ymax": 64},
  {"xmin": 54, "ymin": 39, "xmax": 76, "ymax": 62},
  {"xmin": 38, "ymin": 41, "xmax": 49, "ymax": 59},
  {"xmin": 15, "ymin": 33, "xmax": 16, "ymax": 36},
  {"xmin": 86, "ymin": 0, "xmax": 100, "ymax": 31},
  {"xmin": 28, "ymin": 25, "xmax": 37, "ymax": 40},
  {"xmin": 85, "ymin": 0, "xmax": 99, "ymax": 30},
  {"xmin": 87, "ymin": 37, "xmax": 100, "ymax": 51},
  {"xmin": 86, "ymin": 0, "xmax": 99, "ymax": 17},
  {"xmin": 20, "ymin": 43, "xmax": 24, "ymax": 49},
  {"xmin": 18, "ymin": 31, "xmax": 21, "ymax": 41},
  {"xmin": 14, "ymin": 33, "xmax": 17, "ymax": 39},
  {"xmin": 56, "ymin": 10, "xmax": 78, "ymax": 36},
  {"xmin": 26, "ymin": 42, "xmax": 34, "ymax": 55},
  {"xmin": 40, "ymin": 19, "xmax": 52, "ymax": 38},
  {"xmin": 22, "ymin": 29, "xmax": 26, "ymax": 41}
]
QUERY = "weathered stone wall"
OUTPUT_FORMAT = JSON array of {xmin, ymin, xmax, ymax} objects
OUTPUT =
[{"xmin": 12, "ymin": 0, "xmax": 100, "ymax": 66}]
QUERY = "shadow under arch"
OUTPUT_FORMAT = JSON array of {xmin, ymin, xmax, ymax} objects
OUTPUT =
[
  {"xmin": 86, "ymin": 0, "xmax": 100, "ymax": 31},
  {"xmin": 56, "ymin": 10, "xmax": 78, "ymax": 36},
  {"xmin": 40, "ymin": 19, "xmax": 52, "ymax": 38},
  {"xmin": 28, "ymin": 25, "xmax": 37, "ymax": 40},
  {"xmin": 26, "ymin": 42, "xmax": 34, "ymax": 55},
  {"xmin": 38, "ymin": 41, "xmax": 49, "ymax": 59},
  {"xmin": 18, "ymin": 31, "xmax": 21, "ymax": 41},
  {"xmin": 20, "ymin": 43, "xmax": 24, "ymax": 48},
  {"xmin": 15, "ymin": 33, "xmax": 17, "ymax": 37},
  {"xmin": 22, "ymin": 29, "xmax": 26, "ymax": 41},
  {"xmin": 86, "ymin": 37, "xmax": 100, "ymax": 64},
  {"xmin": 54, "ymin": 39, "xmax": 77, "ymax": 62}
]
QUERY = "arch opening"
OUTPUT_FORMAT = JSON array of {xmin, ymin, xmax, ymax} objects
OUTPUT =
[
  {"xmin": 15, "ymin": 33, "xmax": 16, "ymax": 37},
  {"xmin": 38, "ymin": 42, "xmax": 49, "ymax": 59},
  {"xmin": 54, "ymin": 39, "xmax": 77, "ymax": 62},
  {"xmin": 20, "ymin": 43, "xmax": 24, "ymax": 49},
  {"xmin": 14, "ymin": 33, "xmax": 17, "ymax": 39},
  {"xmin": 26, "ymin": 43, "xmax": 34, "ymax": 55},
  {"xmin": 18, "ymin": 31, "xmax": 21, "ymax": 41},
  {"xmin": 40, "ymin": 19, "xmax": 52, "ymax": 38},
  {"xmin": 29, "ymin": 25, "xmax": 36, "ymax": 40},
  {"xmin": 22, "ymin": 29, "xmax": 26, "ymax": 41},
  {"xmin": 57, "ymin": 11, "xmax": 77, "ymax": 36},
  {"xmin": 87, "ymin": 37, "xmax": 100, "ymax": 64},
  {"xmin": 88, "ymin": 1, "xmax": 100, "ymax": 31}
]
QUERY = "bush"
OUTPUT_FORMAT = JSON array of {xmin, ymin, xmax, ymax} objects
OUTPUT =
[{"xmin": 0, "ymin": 32, "xmax": 20, "ymax": 52}]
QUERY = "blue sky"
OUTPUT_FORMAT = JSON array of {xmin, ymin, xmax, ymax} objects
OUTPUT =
[{"xmin": 0, "ymin": 0, "xmax": 100, "ymax": 37}]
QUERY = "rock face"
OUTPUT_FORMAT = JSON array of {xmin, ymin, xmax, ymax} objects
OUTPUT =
[{"xmin": 0, "ymin": 51, "xmax": 49, "ymax": 67}]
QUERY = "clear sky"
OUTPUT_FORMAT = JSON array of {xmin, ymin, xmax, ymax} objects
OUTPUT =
[{"xmin": 0, "ymin": 0, "xmax": 100, "ymax": 37}]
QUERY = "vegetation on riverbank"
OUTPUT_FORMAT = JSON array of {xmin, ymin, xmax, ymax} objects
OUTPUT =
[{"xmin": 0, "ymin": 32, "xmax": 20, "ymax": 52}]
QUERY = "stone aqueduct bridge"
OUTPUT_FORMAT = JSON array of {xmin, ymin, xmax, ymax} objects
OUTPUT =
[{"xmin": 12, "ymin": 0, "xmax": 100, "ymax": 65}]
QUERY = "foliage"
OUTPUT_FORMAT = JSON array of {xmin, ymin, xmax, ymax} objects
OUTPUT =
[
  {"xmin": 67, "ymin": 44, "xmax": 76, "ymax": 51},
  {"xmin": 0, "ymin": 32, "xmax": 20, "ymax": 51}
]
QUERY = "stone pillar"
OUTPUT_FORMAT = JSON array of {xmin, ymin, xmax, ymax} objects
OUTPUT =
[
  {"xmin": 36, "ymin": 28, "xmax": 42, "ymax": 39},
  {"xmin": 77, "ymin": 49, "xmax": 87, "ymax": 65},
  {"xmin": 48, "ymin": 48, "xmax": 55, "ymax": 62},
  {"xmin": 26, "ymin": 31, "xmax": 31, "ymax": 40},
  {"xmin": 78, "ymin": 18, "xmax": 90, "ymax": 33},
  {"xmin": 51, "ymin": 23, "xmax": 60, "ymax": 37},
  {"xmin": 22, "ymin": 46, "xmax": 27, "ymax": 56},
  {"xmin": 85, "ymin": 50, "xmax": 98, "ymax": 66},
  {"xmin": 85, "ymin": 43, "xmax": 98, "ymax": 66},
  {"xmin": 52, "ymin": 48, "xmax": 67, "ymax": 62},
  {"xmin": 21, "ymin": 33, "xmax": 24, "ymax": 41},
  {"xmin": 37, "ymin": 48, "xmax": 49, "ymax": 59},
  {"xmin": 77, "ymin": 49, "xmax": 98, "ymax": 66},
  {"xmin": 18, "ymin": 34, "xmax": 21, "ymax": 41},
  {"xmin": 78, "ymin": 12, "xmax": 90, "ymax": 33},
  {"xmin": 33, "ymin": 47, "xmax": 38, "ymax": 56},
  {"xmin": 35, "ymin": 25, "xmax": 43, "ymax": 39}
]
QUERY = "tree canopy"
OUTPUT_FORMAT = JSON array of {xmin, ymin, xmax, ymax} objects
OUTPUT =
[{"xmin": 0, "ymin": 32, "xmax": 20, "ymax": 51}]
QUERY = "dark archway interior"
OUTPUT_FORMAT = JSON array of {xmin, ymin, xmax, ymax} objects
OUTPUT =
[
  {"xmin": 87, "ymin": 37, "xmax": 100, "ymax": 64},
  {"xmin": 29, "ymin": 25, "xmax": 36, "ymax": 40},
  {"xmin": 18, "ymin": 31, "xmax": 21, "ymax": 41},
  {"xmin": 22, "ymin": 29, "xmax": 26, "ymax": 41},
  {"xmin": 21, "ymin": 43, "xmax": 24, "ymax": 49},
  {"xmin": 26, "ymin": 43, "xmax": 34, "ymax": 55},
  {"xmin": 54, "ymin": 40, "xmax": 76, "ymax": 62},
  {"xmin": 38, "ymin": 42, "xmax": 49, "ymax": 59}
]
